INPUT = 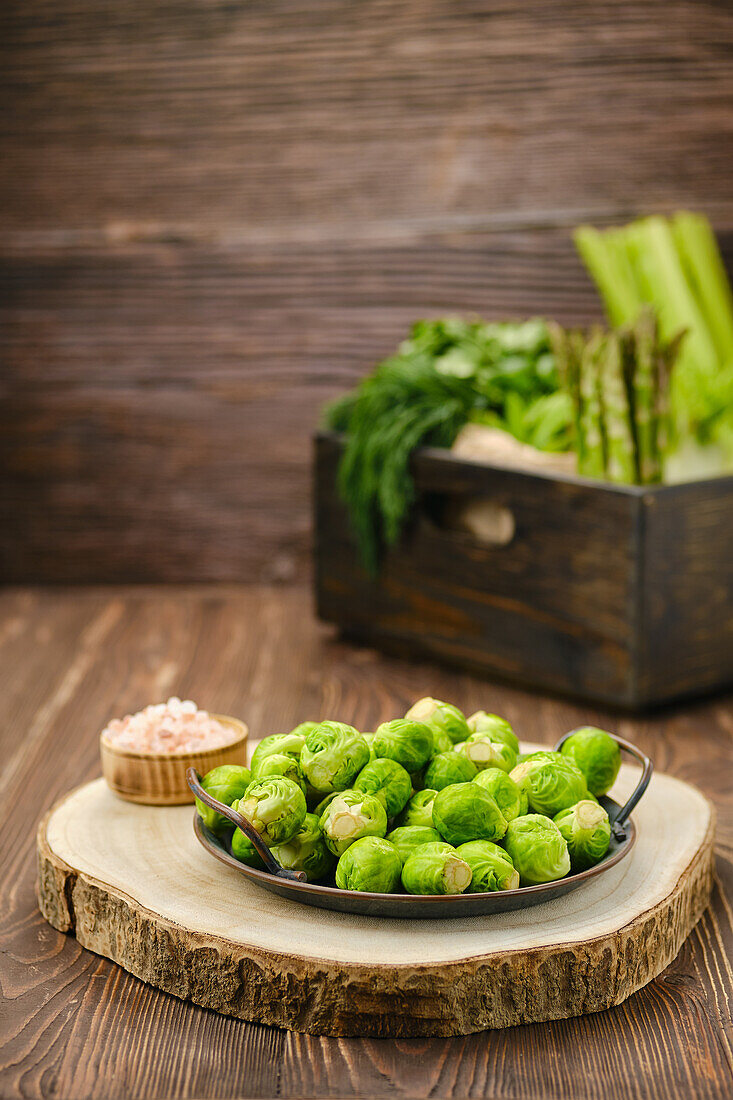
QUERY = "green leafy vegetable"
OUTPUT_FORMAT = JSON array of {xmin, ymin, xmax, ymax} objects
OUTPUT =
[{"xmin": 324, "ymin": 318, "xmax": 565, "ymax": 570}]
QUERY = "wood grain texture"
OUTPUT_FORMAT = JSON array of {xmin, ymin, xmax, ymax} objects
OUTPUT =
[
  {"xmin": 35, "ymin": 773, "xmax": 714, "ymax": 1037},
  {"xmin": 0, "ymin": 586, "xmax": 731, "ymax": 1095},
  {"xmin": 2, "ymin": 0, "xmax": 733, "ymax": 581}
]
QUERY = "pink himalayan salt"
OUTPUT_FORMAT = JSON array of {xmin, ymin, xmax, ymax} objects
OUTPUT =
[{"xmin": 102, "ymin": 697, "xmax": 238, "ymax": 755}]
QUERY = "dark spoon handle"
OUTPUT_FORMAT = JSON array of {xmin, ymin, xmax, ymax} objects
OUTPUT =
[{"xmin": 186, "ymin": 767, "xmax": 307, "ymax": 882}]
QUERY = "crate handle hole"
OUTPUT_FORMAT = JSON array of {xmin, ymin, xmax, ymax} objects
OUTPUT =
[{"xmin": 425, "ymin": 495, "xmax": 516, "ymax": 547}]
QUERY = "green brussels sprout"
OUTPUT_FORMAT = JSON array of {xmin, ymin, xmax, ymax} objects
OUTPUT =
[
  {"xmin": 250, "ymin": 751, "xmax": 307, "ymax": 796},
  {"xmin": 466, "ymin": 711, "xmax": 520, "ymax": 754},
  {"xmin": 510, "ymin": 754, "xmax": 588, "ymax": 816},
  {"xmin": 432, "ymin": 782, "xmax": 507, "ymax": 846},
  {"xmin": 237, "ymin": 776, "xmax": 307, "ymax": 845},
  {"xmin": 560, "ymin": 727, "xmax": 621, "ymax": 797},
  {"xmin": 402, "ymin": 842, "xmax": 472, "ymax": 895},
  {"xmin": 335, "ymin": 836, "xmax": 402, "ymax": 893},
  {"xmin": 515, "ymin": 750, "xmax": 557, "ymax": 765},
  {"xmin": 319, "ymin": 789, "xmax": 388, "ymax": 856},
  {"xmin": 352, "ymin": 758, "xmax": 412, "ymax": 817},
  {"xmin": 385, "ymin": 825, "xmax": 443, "ymax": 864},
  {"xmin": 300, "ymin": 721, "xmax": 370, "ymax": 794},
  {"xmin": 362, "ymin": 732, "xmax": 378, "ymax": 763},
  {"xmin": 270, "ymin": 812, "xmax": 334, "ymax": 880},
  {"xmin": 472, "ymin": 767, "xmax": 527, "ymax": 822},
  {"xmin": 428, "ymin": 726, "xmax": 455, "ymax": 757},
  {"xmin": 230, "ymin": 824, "xmax": 266, "ymax": 869},
  {"xmin": 405, "ymin": 697, "xmax": 470, "ymax": 745},
  {"xmin": 424, "ymin": 751, "xmax": 477, "ymax": 790},
  {"xmin": 372, "ymin": 719, "xmax": 434, "ymax": 774},
  {"xmin": 554, "ymin": 800, "xmax": 612, "ymax": 871},
  {"xmin": 457, "ymin": 733, "xmax": 518, "ymax": 773},
  {"xmin": 408, "ymin": 766, "xmax": 428, "ymax": 793},
  {"xmin": 250, "ymin": 729, "xmax": 310, "ymax": 773},
  {"xmin": 455, "ymin": 840, "xmax": 520, "ymax": 892},
  {"xmin": 503, "ymin": 814, "xmax": 571, "ymax": 885},
  {"xmin": 395, "ymin": 788, "xmax": 438, "ymax": 828},
  {"xmin": 195, "ymin": 764, "xmax": 252, "ymax": 836},
  {"xmin": 312, "ymin": 790, "xmax": 340, "ymax": 818}
]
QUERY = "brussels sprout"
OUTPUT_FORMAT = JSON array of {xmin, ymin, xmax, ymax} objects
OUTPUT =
[
  {"xmin": 455, "ymin": 840, "xmax": 520, "ymax": 892},
  {"xmin": 250, "ymin": 729, "xmax": 310, "ymax": 773},
  {"xmin": 408, "ymin": 766, "xmax": 428, "ymax": 793},
  {"xmin": 372, "ymin": 719, "xmax": 434, "ymax": 774},
  {"xmin": 385, "ymin": 825, "xmax": 443, "ymax": 864},
  {"xmin": 510, "ymin": 754, "xmax": 588, "ymax": 816},
  {"xmin": 300, "ymin": 721, "xmax": 370, "ymax": 794},
  {"xmin": 335, "ymin": 836, "xmax": 402, "ymax": 893},
  {"xmin": 560, "ymin": 728, "xmax": 621, "ymax": 797},
  {"xmin": 362, "ymin": 732, "xmax": 378, "ymax": 763},
  {"xmin": 313, "ymin": 790, "xmax": 340, "ymax": 818},
  {"xmin": 402, "ymin": 842, "xmax": 472, "ymax": 895},
  {"xmin": 405, "ymin": 697, "xmax": 469, "ymax": 745},
  {"xmin": 270, "ymin": 812, "xmax": 334, "ymax": 880},
  {"xmin": 319, "ymin": 789, "xmax": 388, "ymax": 856},
  {"xmin": 515, "ymin": 750, "xmax": 557, "ymax": 765},
  {"xmin": 230, "ymin": 825, "xmax": 266, "ymax": 869},
  {"xmin": 432, "ymin": 782, "xmax": 507, "ymax": 846},
  {"xmin": 237, "ymin": 776, "xmax": 307, "ymax": 845},
  {"xmin": 251, "ymin": 751, "xmax": 307, "ymax": 796},
  {"xmin": 554, "ymin": 800, "xmax": 612, "ymax": 871},
  {"xmin": 353, "ymin": 758, "xmax": 412, "ymax": 817},
  {"xmin": 503, "ymin": 814, "xmax": 571, "ymax": 885},
  {"xmin": 472, "ymin": 767, "xmax": 527, "ymax": 822},
  {"xmin": 195, "ymin": 764, "xmax": 252, "ymax": 836},
  {"xmin": 424, "ymin": 751, "xmax": 477, "ymax": 790},
  {"xmin": 395, "ymin": 788, "xmax": 438, "ymax": 828},
  {"xmin": 466, "ymin": 711, "xmax": 520, "ymax": 754},
  {"xmin": 428, "ymin": 726, "xmax": 455, "ymax": 757},
  {"xmin": 457, "ymin": 733, "xmax": 518, "ymax": 774}
]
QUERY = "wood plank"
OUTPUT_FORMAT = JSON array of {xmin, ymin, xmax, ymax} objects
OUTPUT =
[
  {"xmin": 0, "ymin": 230, "xmax": 604, "ymax": 583},
  {"xmin": 1, "ymin": 1, "xmax": 733, "ymax": 235},
  {"xmin": 4, "ymin": 232, "xmax": 729, "ymax": 584},
  {"xmin": 0, "ymin": 587, "xmax": 731, "ymax": 1096}
]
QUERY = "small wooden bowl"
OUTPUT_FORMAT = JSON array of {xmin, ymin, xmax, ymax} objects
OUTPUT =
[{"xmin": 100, "ymin": 714, "xmax": 248, "ymax": 805}]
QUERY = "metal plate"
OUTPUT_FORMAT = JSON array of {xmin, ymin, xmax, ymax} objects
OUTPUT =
[{"xmin": 193, "ymin": 796, "xmax": 636, "ymax": 919}]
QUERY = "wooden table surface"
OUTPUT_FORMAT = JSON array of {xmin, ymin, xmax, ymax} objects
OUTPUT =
[{"xmin": 1, "ymin": 585, "xmax": 731, "ymax": 1100}]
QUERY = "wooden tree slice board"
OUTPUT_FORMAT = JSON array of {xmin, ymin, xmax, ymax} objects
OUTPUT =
[{"xmin": 37, "ymin": 762, "xmax": 714, "ymax": 1037}]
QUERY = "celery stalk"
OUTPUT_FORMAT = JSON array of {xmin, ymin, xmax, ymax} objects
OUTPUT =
[
  {"xmin": 672, "ymin": 211, "xmax": 733, "ymax": 364},
  {"xmin": 623, "ymin": 216, "xmax": 718, "ymax": 374},
  {"xmin": 573, "ymin": 226, "xmax": 642, "ymax": 327}
]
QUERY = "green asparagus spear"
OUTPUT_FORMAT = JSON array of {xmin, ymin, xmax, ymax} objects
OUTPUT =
[
  {"xmin": 601, "ymin": 333, "xmax": 637, "ymax": 483},
  {"xmin": 578, "ymin": 329, "xmax": 607, "ymax": 479},
  {"xmin": 629, "ymin": 309, "xmax": 660, "ymax": 483},
  {"xmin": 548, "ymin": 323, "xmax": 582, "ymax": 462}
]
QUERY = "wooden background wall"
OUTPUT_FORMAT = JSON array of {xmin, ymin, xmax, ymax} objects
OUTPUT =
[{"xmin": 2, "ymin": 1, "xmax": 732, "ymax": 583}]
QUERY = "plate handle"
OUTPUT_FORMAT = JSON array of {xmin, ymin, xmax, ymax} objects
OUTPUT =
[
  {"xmin": 186, "ymin": 767, "xmax": 307, "ymax": 881},
  {"xmin": 552, "ymin": 731, "xmax": 653, "ymax": 840}
]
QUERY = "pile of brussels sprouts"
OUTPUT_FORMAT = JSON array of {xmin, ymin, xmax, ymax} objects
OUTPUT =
[{"xmin": 194, "ymin": 698, "xmax": 622, "ymax": 896}]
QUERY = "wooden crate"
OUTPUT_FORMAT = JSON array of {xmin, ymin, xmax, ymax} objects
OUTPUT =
[{"xmin": 314, "ymin": 432, "xmax": 733, "ymax": 709}]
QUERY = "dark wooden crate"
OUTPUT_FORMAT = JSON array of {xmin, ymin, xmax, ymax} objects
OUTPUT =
[{"xmin": 314, "ymin": 432, "xmax": 733, "ymax": 709}]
